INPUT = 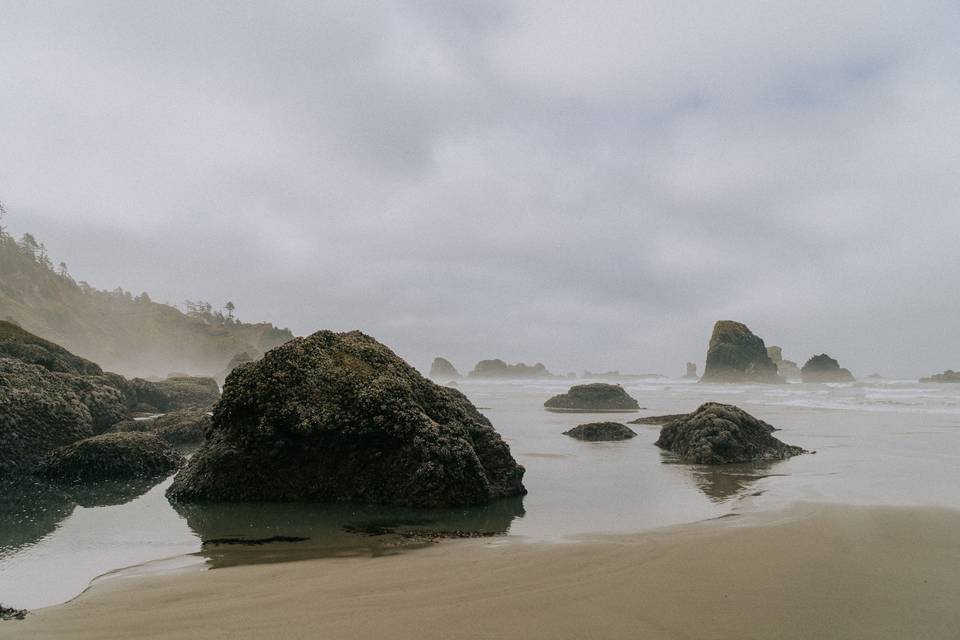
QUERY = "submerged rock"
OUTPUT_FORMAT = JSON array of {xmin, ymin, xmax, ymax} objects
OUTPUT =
[
  {"xmin": 563, "ymin": 422, "xmax": 636, "ymax": 441},
  {"xmin": 468, "ymin": 359, "xmax": 553, "ymax": 379},
  {"xmin": 38, "ymin": 432, "xmax": 184, "ymax": 482},
  {"xmin": 0, "ymin": 358, "xmax": 94, "ymax": 478},
  {"xmin": 544, "ymin": 383, "xmax": 640, "ymax": 412},
  {"xmin": 429, "ymin": 357, "xmax": 461, "ymax": 379},
  {"xmin": 920, "ymin": 370, "xmax": 960, "ymax": 383},
  {"xmin": 655, "ymin": 403, "xmax": 805, "ymax": 464},
  {"xmin": 800, "ymin": 354, "xmax": 854, "ymax": 383},
  {"xmin": 167, "ymin": 330, "xmax": 526, "ymax": 507},
  {"xmin": 700, "ymin": 321, "xmax": 784, "ymax": 384},
  {"xmin": 129, "ymin": 376, "xmax": 220, "ymax": 412}
]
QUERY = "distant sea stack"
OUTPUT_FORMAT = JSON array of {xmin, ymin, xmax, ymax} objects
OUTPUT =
[
  {"xmin": 684, "ymin": 362, "xmax": 698, "ymax": 379},
  {"xmin": 544, "ymin": 383, "xmax": 640, "ymax": 412},
  {"xmin": 919, "ymin": 370, "xmax": 960, "ymax": 383},
  {"xmin": 800, "ymin": 354, "xmax": 855, "ymax": 383},
  {"xmin": 655, "ymin": 403, "xmax": 806, "ymax": 464},
  {"xmin": 469, "ymin": 359, "xmax": 553, "ymax": 379},
  {"xmin": 767, "ymin": 345, "xmax": 801, "ymax": 380},
  {"xmin": 429, "ymin": 357, "xmax": 461, "ymax": 379},
  {"xmin": 700, "ymin": 321, "xmax": 784, "ymax": 384},
  {"xmin": 167, "ymin": 330, "xmax": 526, "ymax": 507}
]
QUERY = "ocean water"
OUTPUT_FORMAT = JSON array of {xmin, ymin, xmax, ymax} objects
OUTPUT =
[{"xmin": 2, "ymin": 377, "xmax": 959, "ymax": 609}]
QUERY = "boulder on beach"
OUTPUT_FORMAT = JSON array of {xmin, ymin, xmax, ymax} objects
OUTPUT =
[
  {"xmin": 655, "ymin": 402, "xmax": 805, "ymax": 464},
  {"xmin": 429, "ymin": 357, "xmax": 461, "ymax": 379},
  {"xmin": 167, "ymin": 330, "xmax": 526, "ymax": 507},
  {"xmin": 700, "ymin": 321, "xmax": 784, "ymax": 384},
  {"xmin": 800, "ymin": 354, "xmax": 854, "ymax": 383},
  {"xmin": 468, "ymin": 359, "xmax": 553, "ymax": 379},
  {"xmin": 563, "ymin": 422, "xmax": 636, "ymax": 441},
  {"xmin": 920, "ymin": 370, "xmax": 960, "ymax": 383},
  {"xmin": 114, "ymin": 409, "xmax": 211, "ymax": 445},
  {"xmin": 544, "ymin": 383, "xmax": 640, "ymax": 412},
  {"xmin": 128, "ymin": 376, "xmax": 220, "ymax": 412},
  {"xmin": 38, "ymin": 432, "xmax": 185, "ymax": 483}
]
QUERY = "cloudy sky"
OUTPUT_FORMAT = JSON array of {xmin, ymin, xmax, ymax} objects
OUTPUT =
[{"xmin": 2, "ymin": 1, "xmax": 959, "ymax": 377}]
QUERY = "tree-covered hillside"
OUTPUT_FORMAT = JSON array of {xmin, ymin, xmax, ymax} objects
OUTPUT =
[{"xmin": 0, "ymin": 208, "xmax": 293, "ymax": 376}]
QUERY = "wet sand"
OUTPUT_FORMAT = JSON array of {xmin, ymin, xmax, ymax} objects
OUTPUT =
[{"xmin": 4, "ymin": 502, "xmax": 959, "ymax": 640}]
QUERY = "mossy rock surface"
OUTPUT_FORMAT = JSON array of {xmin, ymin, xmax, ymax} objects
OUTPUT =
[
  {"xmin": 544, "ymin": 383, "xmax": 640, "ymax": 412},
  {"xmin": 563, "ymin": 422, "xmax": 636, "ymax": 441},
  {"xmin": 168, "ymin": 330, "xmax": 525, "ymax": 507},
  {"xmin": 38, "ymin": 432, "xmax": 184, "ymax": 482},
  {"xmin": 655, "ymin": 403, "xmax": 805, "ymax": 464}
]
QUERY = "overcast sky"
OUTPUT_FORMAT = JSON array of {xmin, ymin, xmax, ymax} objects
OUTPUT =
[{"xmin": 2, "ymin": 1, "xmax": 959, "ymax": 377}]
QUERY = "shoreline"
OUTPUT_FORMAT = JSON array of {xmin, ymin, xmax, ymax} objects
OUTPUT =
[{"xmin": 4, "ymin": 501, "xmax": 959, "ymax": 639}]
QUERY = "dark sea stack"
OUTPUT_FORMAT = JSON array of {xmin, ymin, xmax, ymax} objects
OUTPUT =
[
  {"xmin": 655, "ymin": 403, "xmax": 805, "ymax": 464},
  {"xmin": 684, "ymin": 362, "xmax": 698, "ymax": 379},
  {"xmin": 129, "ymin": 376, "xmax": 220, "ymax": 412},
  {"xmin": 920, "ymin": 370, "xmax": 960, "ymax": 383},
  {"xmin": 544, "ymin": 383, "xmax": 640, "ymax": 412},
  {"xmin": 38, "ymin": 432, "xmax": 184, "ymax": 482},
  {"xmin": 800, "ymin": 354, "xmax": 855, "ymax": 383},
  {"xmin": 563, "ymin": 422, "xmax": 636, "ymax": 441},
  {"xmin": 0, "ymin": 320, "xmax": 102, "ymax": 375},
  {"xmin": 700, "ymin": 321, "xmax": 784, "ymax": 384},
  {"xmin": 0, "ymin": 358, "xmax": 94, "ymax": 478},
  {"xmin": 429, "ymin": 357, "xmax": 461, "ymax": 379},
  {"xmin": 167, "ymin": 330, "xmax": 526, "ymax": 507},
  {"xmin": 468, "ymin": 359, "xmax": 553, "ymax": 379}
]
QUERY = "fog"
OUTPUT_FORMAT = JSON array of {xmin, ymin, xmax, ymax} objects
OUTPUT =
[{"xmin": 2, "ymin": 1, "xmax": 959, "ymax": 377}]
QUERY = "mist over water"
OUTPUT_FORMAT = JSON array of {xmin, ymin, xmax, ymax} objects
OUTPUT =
[{"xmin": 3, "ymin": 377, "xmax": 958, "ymax": 610}]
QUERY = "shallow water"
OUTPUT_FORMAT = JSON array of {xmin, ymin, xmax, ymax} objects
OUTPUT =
[{"xmin": 2, "ymin": 378, "xmax": 959, "ymax": 609}]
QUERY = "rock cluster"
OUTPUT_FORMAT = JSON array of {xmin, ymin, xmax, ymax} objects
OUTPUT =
[
  {"xmin": 800, "ymin": 354, "xmax": 854, "ymax": 383},
  {"xmin": 38, "ymin": 432, "xmax": 184, "ymax": 482},
  {"xmin": 919, "ymin": 370, "xmax": 960, "ymax": 383},
  {"xmin": 429, "ymin": 357, "xmax": 461, "ymax": 379},
  {"xmin": 468, "ymin": 359, "xmax": 553, "ymax": 379},
  {"xmin": 115, "ymin": 409, "xmax": 211, "ymax": 445},
  {"xmin": 544, "ymin": 383, "xmax": 640, "ymax": 412},
  {"xmin": 168, "ymin": 330, "xmax": 526, "ymax": 507},
  {"xmin": 700, "ymin": 321, "xmax": 784, "ymax": 384},
  {"xmin": 655, "ymin": 403, "xmax": 805, "ymax": 464},
  {"xmin": 767, "ymin": 345, "xmax": 801, "ymax": 380},
  {"xmin": 563, "ymin": 422, "xmax": 636, "ymax": 441}
]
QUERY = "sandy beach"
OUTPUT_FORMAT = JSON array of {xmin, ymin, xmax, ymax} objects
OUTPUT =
[{"xmin": 5, "ymin": 502, "xmax": 959, "ymax": 640}]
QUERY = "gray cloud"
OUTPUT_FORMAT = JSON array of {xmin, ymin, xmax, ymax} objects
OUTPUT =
[{"xmin": 2, "ymin": 0, "xmax": 959, "ymax": 377}]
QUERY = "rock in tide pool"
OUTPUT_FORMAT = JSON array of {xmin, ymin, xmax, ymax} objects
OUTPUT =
[
  {"xmin": 700, "ymin": 321, "xmax": 784, "ymax": 384},
  {"xmin": 563, "ymin": 422, "xmax": 636, "ymax": 441},
  {"xmin": 429, "ymin": 357, "xmax": 461, "ymax": 379},
  {"xmin": 800, "ymin": 354, "xmax": 854, "ymax": 383},
  {"xmin": 38, "ymin": 432, "xmax": 184, "ymax": 482},
  {"xmin": 128, "ymin": 375, "xmax": 220, "ymax": 412},
  {"xmin": 544, "ymin": 383, "xmax": 640, "ymax": 412},
  {"xmin": 655, "ymin": 403, "xmax": 805, "ymax": 464},
  {"xmin": 167, "ymin": 330, "xmax": 526, "ymax": 507}
]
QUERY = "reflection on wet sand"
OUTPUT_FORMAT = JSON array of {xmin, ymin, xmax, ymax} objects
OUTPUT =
[
  {"xmin": 661, "ymin": 456, "xmax": 782, "ymax": 502},
  {"xmin": 171, "ymin": 496, "xmax": 526, "ymax": 568}
]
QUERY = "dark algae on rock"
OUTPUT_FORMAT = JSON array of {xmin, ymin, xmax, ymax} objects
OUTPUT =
[
  {"xmin": 167, "ymin": 330, "xmax": 526, "ymax": 507},
  {"xmin": 563, "ymin": 422, "xmax": 636, "ymax": 441},
  {"xmin": 800, "ymin": 354, "xmax": 855, "ymax": 383},
  {"xmin": 655, "ymin": 403, "xmax": 806, "ymax": 464},
  {"xmin": 544, "ymin": 383, "xmax": 640, "ymax": 412},
  {"xmin": 38, "ymin": 432, "xmax": 184, "ymax": 482},
  {"xmin": 700, "ymin": 321, "xmax": 784, "ymax": 384}
]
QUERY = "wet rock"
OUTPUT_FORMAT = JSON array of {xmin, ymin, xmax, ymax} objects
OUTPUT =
[
  {"xmin": 38, "ymin": 432, "xmax": 184, "ymax": 483},
  {"xmin": 55, "ymin": 374, "xmax": 127, "ymax": 433},
  {"xmin": 115, "ymin": 410, "xmax": 210, "ymax": 445},
  {"xmin": 0, "ymin": 604, "xmax": 29, "ymax": 620},
  {"xmin": 216, "ymin": 352, "xmax": 255, "ymax": 386},
  {"xmin": 655, "ymin": 402, "xmax": 805, "ymax": 464},
  {"xmin": 563, "ymin": 422, "xmax": 636, "ymax": 441},
  {"xmin": 167, "ymin": 330, "xmax": 525, "ymax": 507},
  {"xmin": 920, "ymin": 370, "xmax": 960, "ymax": 383},
  {"xmin": 429, "ymin": 357, "xmax": 461, "ymax": 379},
  {"xmin": 468, "ymin": 359, "xmax": 554, "ymax": 379},
  {"xmin": 700, "ymin": 321, "xmax": 784, "ymax": 384},
  {"xmin": 129, "ymin": 376, "xmax": 220, "ymax": 412},
  {"xmin": 0, "ymin": 320, "xmax": 102, "ymax": 375},
  {"xmin": 800, "ymin": 354, "xmax": 855, "ymax": 383},
  {"xmin": 0, "ymin": 358, "xmax": 94, "ymax": 478},
  {"xmin": 629, "ymin": 413, "xmax": 690, "ymax": 425},
  {"xmin": 544, "ymin": 383, "xmax": 640, "ymax": 412}
]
